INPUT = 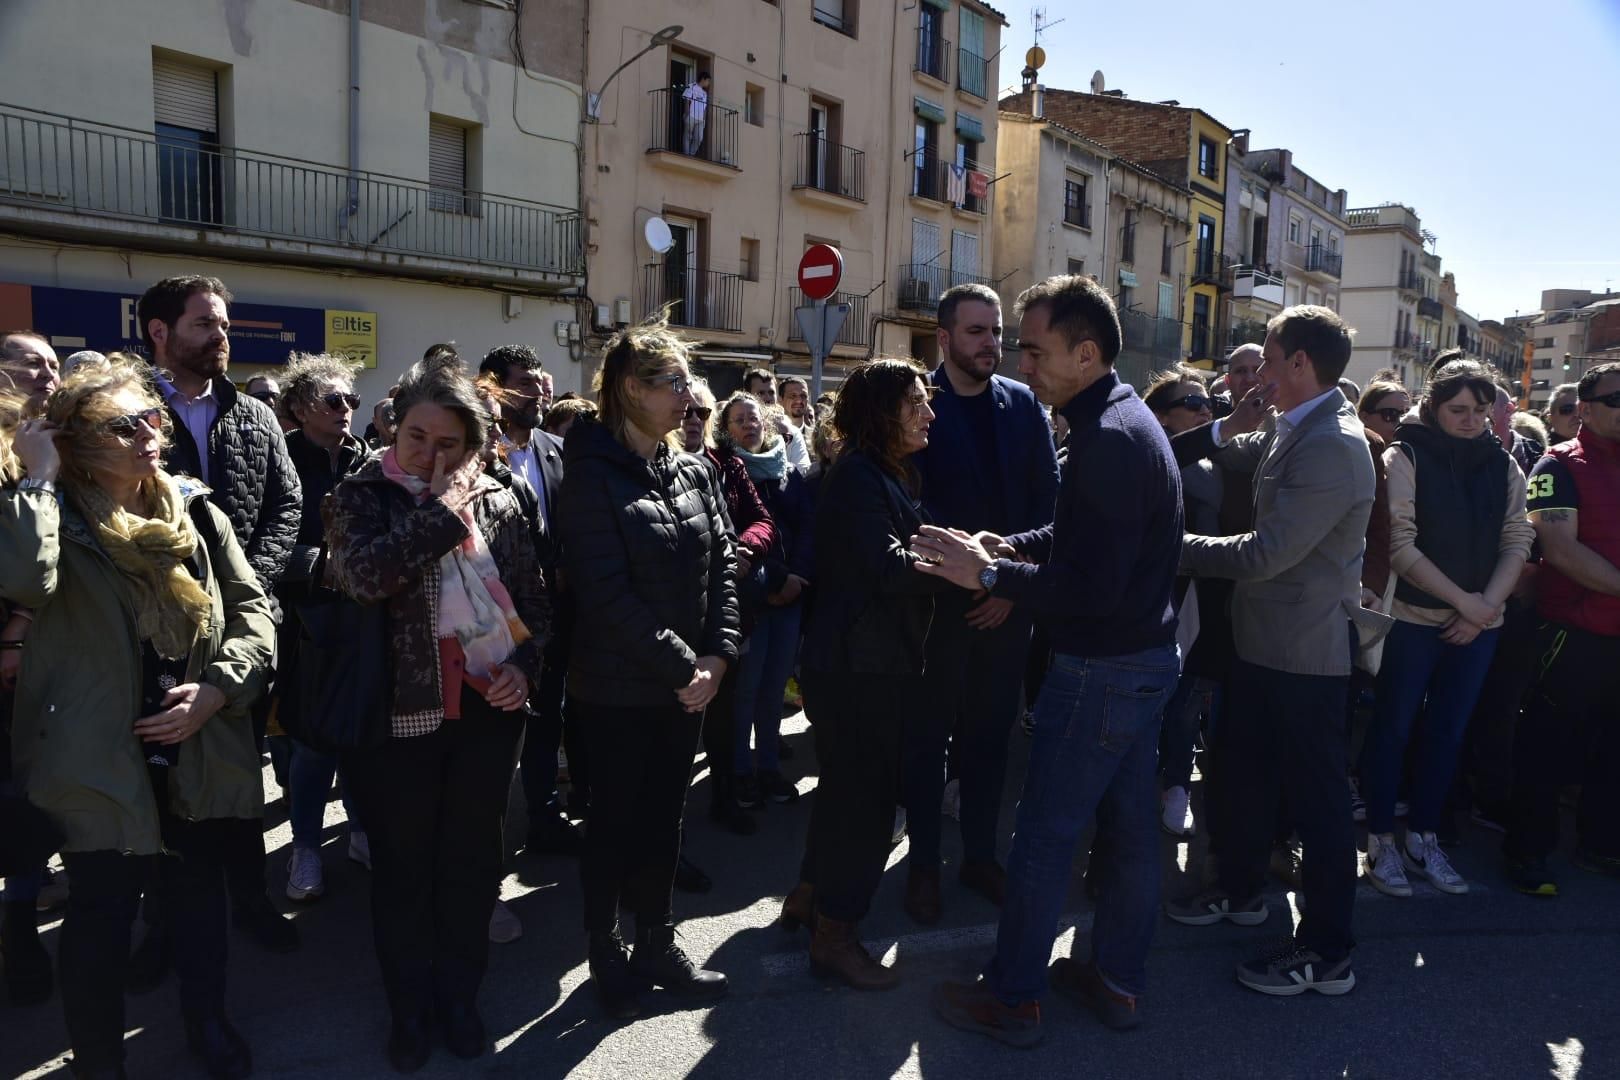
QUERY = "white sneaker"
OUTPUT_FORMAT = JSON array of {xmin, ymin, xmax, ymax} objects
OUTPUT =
[
  {"xmin": 1365, "ymin": 834, "xmax": 1411, "ymax": 898},
  {"xmin": 891, "ymin": 807, "xmax": 908, "ymax": 845},
  {"xmin": 347, "ymin": 830, "xmax": 372, "ymax": 870},
  {"xmin": 941, "ymin": 778, "xmax": 961, "ymax": 821},
  {"xmin": 286, "ymin": 847, "xmax": 326, "ymax": 902},
  {"xmin": 489, "ymin": 899, "xmax": 523, "ymax": 944},
  {"xmin": 1161, "ymin": 786, "xmax": 1195, "ymax": 836},
  {"xmin": 1403, "ymin": 831, "xmax": 1468, "ymax": 894}
]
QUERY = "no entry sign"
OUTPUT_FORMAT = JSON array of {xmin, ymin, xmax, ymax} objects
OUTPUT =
[{"xmin": 797, "ymin": 244, "xmax": 844, "ymax": 301}]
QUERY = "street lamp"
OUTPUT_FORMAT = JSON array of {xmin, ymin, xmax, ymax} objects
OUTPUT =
[{"xmin": 586, "ymin": 25, "xmax": 683, "ymax": 122}]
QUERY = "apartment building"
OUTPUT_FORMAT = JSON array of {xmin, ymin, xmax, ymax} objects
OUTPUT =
[
  {"xmin": 1478, "ymin": 319, "xmax": 1528, "ymax": 396},
  {"xmin": 1520, "ymin": 289, "xmax": 1620, "ymax": 406},
  {"xmin": 999, "ymin": 85, "xmax": 1234, "ymax": 366},
  {"xmin": 0, "ymin": 0, "xmax": 586, "ymax": 402},
  {"xmin": 1338, "ymin": 203, "xmax": 1431, "ymax": 389},
  {"xmin": 582, "ymin": 0, "xmax": 1003, "ymax": 390}
]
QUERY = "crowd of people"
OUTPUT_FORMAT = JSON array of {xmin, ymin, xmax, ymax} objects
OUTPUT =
[{"xmin": 1, "ymin": 267, "xmax": 1616, "ymax": 1073}]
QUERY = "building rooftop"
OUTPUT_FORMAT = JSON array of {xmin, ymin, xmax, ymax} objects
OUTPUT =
[{"xmin": 997, "ymin": 109, "xmax": 1189, "ymax": 193}]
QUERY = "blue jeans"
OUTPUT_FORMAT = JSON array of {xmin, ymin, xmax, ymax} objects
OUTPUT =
[
  {"xmin": 289, "ymin": 739, "xmax": 361, "ymax": 850},
  {"xmin": 733, "ymin": 603, "xmax": 803, "ymax": 776},
  {"xmin": 1363, "ymin": 620, "xmax": 1499, "ymax": 836},
  {"xmin": 985, "ymin": 645, "xmax": 1179, "ymax": 1003}
]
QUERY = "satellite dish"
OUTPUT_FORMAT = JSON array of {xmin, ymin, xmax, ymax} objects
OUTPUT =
[
  {"xmin": 644, "ymin": 216, "xmax": 674, "ymax": 255},
  {"xmin": 1025, "ymin": 45, "xmax": 1046, "ymax": 71},
  {"xmin": 1091, "ymin": 70, "xmax": 1105, "ymax": 94}
]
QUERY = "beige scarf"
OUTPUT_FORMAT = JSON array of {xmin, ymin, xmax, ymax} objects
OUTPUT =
[{"xmin": 68, "ymin": 472, "xmax": 214, "ymax": 659}]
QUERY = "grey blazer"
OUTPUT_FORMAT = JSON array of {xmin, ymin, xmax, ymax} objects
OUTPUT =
[{"xmin": 1181, "ymin": 394, "xmax": 1393, "ymax": 677}]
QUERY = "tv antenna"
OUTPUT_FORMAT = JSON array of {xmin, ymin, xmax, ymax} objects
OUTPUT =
[{"xmin": 1031, "ymin": 6, "xmax": 1066, "ymax": 47}]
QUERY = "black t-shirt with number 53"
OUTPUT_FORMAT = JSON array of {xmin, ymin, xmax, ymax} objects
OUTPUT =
[{"xmin": 1526, "ymin": 456, "xmax": 1577, "ymax": 516}]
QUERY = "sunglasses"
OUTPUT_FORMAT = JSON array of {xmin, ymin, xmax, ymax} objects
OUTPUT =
[
  {"xmin": 645, "ymin": 373, "xmax": 691, "ymax": 396},
  {"xmin": 320, "ymin": 392, "xmax": 362, "ymax": 411},
  {"xmin": 1580, "ymin": 391, "xmax": 1620, "ymax": 409},
  {"xmin": 1369, "ymin": 407, "xmax": 1404, "ymax": 425},
  {"xmin": 1166, "ymin": 394, "xmax": 1212, "ymax": 412},
  {"xmin": 249, "ymin": 390, "xmax": 279, "ymax": 405},
  {"xmin": 103, "ymin": 407, "xmax": 164, "ymax": 438},
  {"xmin": 1554, "ymin": 403, "xmax": 1578, "ymax": 415},
  {"xmin": 685, "ymin": 404, "xmax": 712, "ymax": 421}
]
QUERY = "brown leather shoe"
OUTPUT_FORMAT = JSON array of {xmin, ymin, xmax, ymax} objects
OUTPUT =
[
  {"xmin": 780, "ymin": 882, "xmax": 814, "ymax": 932},
  {"xmin": 808, "ymin": 914, "xmax": 899, "ymax": 991},
  {"xmin": 959, "ymin": 860, "xmax": 1008, "ymax": 907},
  {"xmin": 904, "ymin": 867, "xmax": 943, "ymax": 925},
  {"xmin": 931, "ymin": 978, "xmax": 1043, "ymax": 1048}
]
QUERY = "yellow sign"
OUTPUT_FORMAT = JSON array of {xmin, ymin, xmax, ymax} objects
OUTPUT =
[{"xmin": 325, "ymin": 309, "xmax": 378, "ymax": 369}]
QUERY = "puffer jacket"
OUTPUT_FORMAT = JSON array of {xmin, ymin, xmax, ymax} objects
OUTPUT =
[
  {"xmin": 557, "ymin": 419, "xmax": 740, "ymax": 707},
  {"xmin": 322, "ymin": 458, "xmax": 549, "ymax": 739},
  {"xmin": 282, "ymin": 429, "xmax": 371, "ymax": 593},
  {"xmin": 0, "ymin": 479, "xmax": 276, "ymax": 855},
  {"xmin": 161, "ymin": 375, "xmax": 302, "ymax": 606}
]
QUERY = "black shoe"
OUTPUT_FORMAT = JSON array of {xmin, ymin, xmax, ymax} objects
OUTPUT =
[
  {"xmin": 66, "ymin": 1064, "xmax": 127, "ymax": 1080},
  {"xmin": 735, "ymin": 774, "xmax": 764, "ymax": 810},
  {"xmin": 2, "ymin": 900, "xmax": 54, "ymax": 1006},
  {"xmin": 1050, "ymin": 958, "xmax": 1141, "ymax": 1031},
  {"xmin": 525, "ymin": 810, "xmax": 584, "ymax": 857},
  {"xmin": 758, "ymin": 770, "xmax": 800, "ymax": 805},
  {"xmin": 126, "ymin": 924, "xmax": 172, "ymax": 994},
  {"xmin": 233, "ymin": 895, "xmax": 299, "ymax": 954},
  {"xmin": 629, "ymin": 924, "xmax": 728, "ymax": 1001},
  {"xmin": 184, "ymin": 1012, "xmax": 253, "ymax": 1080},
  {"xmin": 674, "ymin": 854, "xmax": 714, "ymax": 894},
  {"xmin": 588, "ymin": 928, "xmax": 642, "ymax": 1020},
  {"xmin": 709, "ymin": 795, "xmax": 758, "ymax": 836},
  {"xmin": 777, "ymin": 738, "xmax": 796, "ymax": 762},
  {"xmin": 1505, "ymin": 855, "xmax": 1559, "ymax": 897},
  {"xmin": 386, "ymin": 1011, "xmax": 432, "ymax": 1073},
  {"xmin": 436, "ymin": 1001, "xmax": 486, "ymax": 1060}
]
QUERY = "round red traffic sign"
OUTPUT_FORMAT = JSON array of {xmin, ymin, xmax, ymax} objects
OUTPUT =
[{"xmin": 797, "ymin": 244, "xmax": 844, "ymax": 302}]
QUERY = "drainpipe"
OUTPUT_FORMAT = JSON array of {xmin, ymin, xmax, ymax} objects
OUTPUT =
[{"xmin": 344, "ymin": 0, "xmax": 361, "ymax": 236}]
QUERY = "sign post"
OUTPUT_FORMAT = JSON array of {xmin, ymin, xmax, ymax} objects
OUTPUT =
[{"xmin": 796, "ymin": 244, "xmax": 845, "ymax": 402}]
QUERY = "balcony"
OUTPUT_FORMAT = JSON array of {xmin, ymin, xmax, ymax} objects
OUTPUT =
[
  {"xmin": 1192, "ymin": 244, "xmax": 1235, "ymax": 289},
  {"xmin": 909, "ymin": 149, "xmax": 984, "ymax": 214},
  {"xmin": 1189, "ymin": 319, "xmax": 1215, "ymax": 361},
  {"xmin": 1398, "ymin": 269, "xmax": 1423, "ymax": 294},
  {"xmin": 896, "ymin": 262, "xmax": 989, "ymax": 312},
  {"xmin": 957, "ymin": 47, "xmax": 989, "ymax": 100},
  {"xmin": 1119, "ymin": 309, "xmax": 1183, "ymax": 358},
  {"xmin": 640, "ymin": 263, "xmax": 744, "ymax": 332},
  {"xmin": 1417, "ymin": 296, "xmax": 1443, "ymax": 320},
  {"xmin": 787, "ymin": 287, "xmax": 869, "ymax": 348},
  {"xmin": 0, "ymin": 103, "xmax": 581, "ymax": 285},
  {"xmin": 1304, "ymin": 242, "xmax": 1342, "ymax": 279},
  {"xmin": 1229, "ymin": 318, "xmax": 1269, "ymax": 348},
  {"xmin": 1346, "ymin": 204, "xmax": 1422, "ymax": 240},
  {"xmin": 1394, "ymin": 329, "xmax": 1420, "ymax": 352},
  {"xmin": 792, "ymin": 133, "xmax": 865, "ymax": 206},
  {"xmin": 811, "ymin": 2, "xmax": 855, "ymax": 36},
  {"xmin": 646, "ymin": 88, "xmax": 740, "ymax": 178},
  {"xmin": 914, "ymin": 30, "xmax": 951, "ymax": 85},
  {"xmin": 1233, "ymin": 266, "xmax": 1285, "ymax": 306}
]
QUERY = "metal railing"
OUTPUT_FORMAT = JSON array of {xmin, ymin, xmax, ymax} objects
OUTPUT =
[
  {"xmin": 1417, "ymin": 296, "xmax": 1443, "ymax": 320},
  {"xmin": 1229, "ymin": 319, "xmax": 1269, "ymax": 348},
  {"xmin": 958, "ymin": 47, "xmax": 989, "ymax": 99},
  {"xmin": 793, "ymin": 133, "xmax": 865, "ymax": 202},
  {"xmin": 1193, "ymin": 244, "xmax": 1232, "ymax": 283},
  {"xmin": 1394, "ymin": 329, "xmax": 1420, "ymax": 351},
  {"xmin": 1189, "ymin": 320, "xmax": 1214, "ymax": 360},
  {"xmin": 1304, "ymin": 242, "xmax": 1342, "ymax": 278},
  {"xmin": 647, "ymin": 87, "xmax": 739, "ymax": 169},
  {"xmin": 811, "ymin": 2, "xmax": 855, "ymax": 35},
  {"xmin": 1398, "ymin": 268, "xmax": 1423, "ymax": 292},
  {"xmin": 787, "ymin": 287, "xmax": 869, "ymax": 347},
  {"xmin": 915, "ymin": 30, "xmax": 951, "ymax": 83},
  {"xmin": 640, "ymin": 264, "xmax": 744, "ymax": 332},
  {"xmin": 0, "ymin": 103, "xmax": 581, "ymax": 275},
  {"xmin": 909, "ymin": 149, "xmax": 983, "ymax": 212},
  {"xmin": 896, "ymin": 262, "xmax": 989, "ymax": 311}
]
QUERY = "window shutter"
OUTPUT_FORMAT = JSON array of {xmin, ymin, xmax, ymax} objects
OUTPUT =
[
  {"xmin": 153, "ymin": 58, "xmax": 217, "ymax": 132},
  {"xmin": 429, "ymin": 119, "xmax": 467, "ymax": 210},
  {"xmin": 951, "ymin": 229, "xmax": 979, "ymax": 281}
]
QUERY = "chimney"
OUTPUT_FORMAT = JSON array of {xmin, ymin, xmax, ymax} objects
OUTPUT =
[
  {"xmin": 1231, "ymin": 129, "xmax": 1250, "ymax": 156},
  {"xmin": 1033, "ymin": 84, "xmax": 1044, "ymax": 119}
]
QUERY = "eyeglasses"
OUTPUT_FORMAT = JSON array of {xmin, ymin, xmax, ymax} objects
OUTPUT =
[
  {"xmin": 1580, "ymin": 391, "xmax": 1620, "ymax": 409},
  {"xmin": 103, "ymin": 407, "xmax": 164, "ymax": 438},
  {"xmin": 320, "ymin": 392, "xmax": 361, "ymax": 412},
  {"xmin": 1165, "ymin": 394, "xmax": 1212, "ymax": 413},
  {"xmin": 685, "ymin": 405, "xmax": 712, "ymax": 421},
  {"xmin": 249, "ymin": 390, "xmax": 279, "ymax": 405},
  {"xmin": 645, "ymin": 373, "xmax": 690, "ymax": 396},
  {"xmin": 1370, "ymin": 407, "xmax": 1405, "ymax": 425},
  {"xmin": 1555, "ymin": 402, "xmax": 1578, "ymax": 415}
]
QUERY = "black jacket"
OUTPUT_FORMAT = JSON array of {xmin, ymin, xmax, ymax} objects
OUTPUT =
[
  {"xmin": 800, "ymin": 449, "xmax": 943, "ymax": 676},
  {"xmin": 556, "ymin": 420, "xmax": 740, "ymax": 707},
  {"xmin": 161, "ymin": 375, "xmax": 302, "ymax": 604},
  {"xmin": 284, "ymin": 431, "xmax": 370, "ymax": 575}
]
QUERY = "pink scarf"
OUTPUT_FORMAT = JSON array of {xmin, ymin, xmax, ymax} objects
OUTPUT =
[{"xmin": 381, "ymin": 449, "xmax": 531, "ymax": 678}]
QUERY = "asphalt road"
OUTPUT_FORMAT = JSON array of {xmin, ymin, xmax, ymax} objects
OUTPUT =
[{"xmin": 5, "ymin": 709, "xmax": 1617, "ymax": 1080}]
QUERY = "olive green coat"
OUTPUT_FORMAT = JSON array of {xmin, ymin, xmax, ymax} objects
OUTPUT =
[{"xmin": 0, "ymin": 480, "xmax": 275, "ymax": 855}]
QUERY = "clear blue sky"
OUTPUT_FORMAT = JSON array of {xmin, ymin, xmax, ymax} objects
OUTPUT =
[{"xmin": 1013, "ymin": 0, "xmax": 1620, "ymax": 321}]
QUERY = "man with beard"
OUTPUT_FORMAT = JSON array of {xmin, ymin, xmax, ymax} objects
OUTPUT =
[
  {"xmin": 478, "ymin": 345, "xmax": 580, "ymax": 856},
  {"xmin": 129, "ymin": 274, "xmax": 302, "ymax": 987},
  {"xmin": 1, "ymin": 331, "xmax": 61, "ymax": 414},
  {"xmin": 902, "ymin": 283, "xmax": 1059, "ymax": 924}
]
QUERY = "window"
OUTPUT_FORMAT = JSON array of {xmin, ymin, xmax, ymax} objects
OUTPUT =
[
  {"xmin": 953, "ymin": 137, "xmax": 983, "ymax": 212},
  {"xmin": 813, "ymin": 0, "xmax": 856, "ymax": 36},
  {"xmin": 1197, "ymin": 136, "xmax": 1218, "ymax": 181},
  {"xmin": 429, "ymin": 117, "xmax": 470, "ymax": 213},
  {"xmin": 1118, "ymin": 282, "xmax": 1133, "ymax": 314},
  {"xmin": 916, "ymin": 3, "xmax": 946, "ymax": 81},
  {"xmin": 1063, "ymin": 174, "xmax": 1089, "ymax": 228},
  {"xmin": 154, "ymin": 55, "xmax": 223, "ymax": 225},
  {"xmin": 1161, "ymin": 225, "xmax": 1173, "ymax": 275},
  {"xmin": 1192, "ymin": 293, "xmax": 1212, "ymax": 358},
  {"xmin": 1287, "ymin": 214, "xmax": 1302, "ymax": 245},
  {"xmin": 740, "ymin": 238, "xmax": 760, "ymax": 281},
  {"xmin": 745, "ymin": 83, "xmax": 765, "ymax": 126},
  {"xmin": 1196, "ymin": 216, "xmax": 1216, "ymax": 276},
  {"xmin": 1158, "ymin": 281, "xmax": 1175, "ymax": 319},
  {"xmin": 912, "ymin": 117, "xmax": 941, "ymax": 199},
  {"xmin": 958, "ymin": 7, "xmax": 987, "ymax": 98},
  {"xmin": 1121, "ymin": 208, "xmax": 1136, "ymax": 263},
  {"xmin": 950, "ymin": 228, "xmax": 980, "ymax": 284},
  {"xmin": 1067, "ymin": 258, "xmax": 1086, "ymax": 277}
]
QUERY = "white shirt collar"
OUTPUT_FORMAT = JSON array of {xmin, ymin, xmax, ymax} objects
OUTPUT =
[{"xmin": 1277, "ymin": 387, "xmax": 1343, "ymax": 432}]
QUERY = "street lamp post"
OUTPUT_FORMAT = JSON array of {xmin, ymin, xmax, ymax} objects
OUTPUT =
[{"xmin": 586, "ymin": 25, "xmax": 683, "ymax": 122}]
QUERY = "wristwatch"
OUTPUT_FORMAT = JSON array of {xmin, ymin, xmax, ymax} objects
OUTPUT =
[
  {"xmin": 18, "ymin": 477, "xmax": 56, "ymax": 496},
  {"xmin": 978, "ymin": 563, "xmax": 999, "ymax": 593}
]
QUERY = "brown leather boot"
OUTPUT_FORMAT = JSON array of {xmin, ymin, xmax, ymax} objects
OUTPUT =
[
  {"xmin": 780, "ymin": 882, "xmax": 815, "ymax": 932},
  {"xmin": 809, "ymin": 914, "xmax": 900, "ymax": 991},
  {"xmin": 904, "ymin": 867, "xmax": 943, "ymax": 925}
]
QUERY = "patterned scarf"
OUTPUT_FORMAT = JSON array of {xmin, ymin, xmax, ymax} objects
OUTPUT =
[
  {"xmin": 68, "ymin": 472, "xmax": 213, "ymax": 659},
  {"xmin": 731, "ymin": 439, "xmax": 789, "ymax": 483},
  {"xmin": 380, "ymin": 448, "xmax": 530, "ymax": 677}
]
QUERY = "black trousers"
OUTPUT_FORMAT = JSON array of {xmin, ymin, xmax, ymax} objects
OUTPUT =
[
  {"xmin": 1218, "ymin": 659, "xmax": 1357, "ymax": 961},
  {"xmin": 700, "ymin": 665, "xmax": 741, "ymax": 804},
  {"xmin": 1507, "ymin": 621, "xmax": 1620, "ymax": 861},
  {"xmin": 578, "ymin": 699, "xmax": 703, "ymax": 933},
  {"xmin": 344, "ymin": 691, "xmax": 524, "ymax": 1020},
  {"xmin": 1464, "ymin": 598, "xmax": 1539, "ymax": 809},
  {"xmin": 519, "ymin": 661, "xmax": 589, "ymax": 820},
  {"xmin": 799, "ymin": 669, "xmax": 913, "ymax": 923}
]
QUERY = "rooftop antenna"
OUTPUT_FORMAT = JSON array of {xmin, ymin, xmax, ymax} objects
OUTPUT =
[{"xmin": 1031, "ymin": 6, "xmax": 1066, "ymax": 48}]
